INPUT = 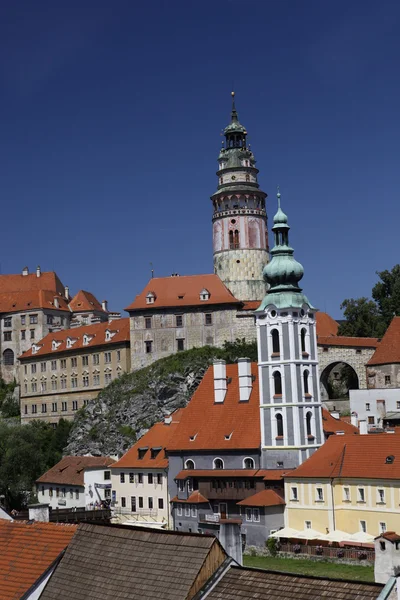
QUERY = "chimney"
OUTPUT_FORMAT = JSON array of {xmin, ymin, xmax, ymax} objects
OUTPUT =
[
  {"xmin": 64, "ymin": 285, "xmax": 69, "ymax": 300},
  {"xmin": 359, "ymin": 419, "xmax": 368, "ymax": 435},
  {"xmin": 102, "ymin": 300, "xmax": 108, "ymax": 312},
  {"xmin": 36, "ymin": 265, "xmax": 41, "ymax": 278},
  {"xmin": 238, "ymin": 358, "xmax": 252, "ymax": 402},
  {"xmin": 108, "ymin": 312, "xmax": 121, "ymax": 323},
  {"xmin": 330, "ymin": 410, "xmax": 340, "ymax": 420},
  {"xmin": 351, "ymin": 412, "xmax": 358, "ymax": 427},
  {"xmin": 28, "ymin": 503, "xmax": 49, "ymax": 522},
  {"xmin": 54, "ymin": 297, "xmax": 59, "ymax": 309},
  {"xmin": 374, "ymin": 532, "xmax": 400, "ymax": 585},
  {"xmin": 22, "ymin": 266, "xmax": 29, "ymax": 276},
  {"xmin": 219, "ymin": 520, "xmax": 243, "ymax": 566},
  {"xmin": 213, "ymin": 359, "xmax": 227, "ymax": 403},
  {"xmin": 164, "ymin": 414, "xmax": 172, "ymax": 425}
]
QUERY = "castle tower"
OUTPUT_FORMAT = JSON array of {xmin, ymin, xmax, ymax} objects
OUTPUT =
[
  {"xmin": 256, "ymin": 191, "xmax": 324, "ymax": 469},
  {"xmin": 211, "ymin": 93, "xmax": 269, "ymax": 301}
]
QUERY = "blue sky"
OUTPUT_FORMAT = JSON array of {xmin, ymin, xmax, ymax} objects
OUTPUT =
[{"xmin": 1, "ymin": 0, "xmax": 399, "ymax": 317}]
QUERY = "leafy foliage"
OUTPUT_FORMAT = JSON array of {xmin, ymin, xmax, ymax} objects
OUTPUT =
[{"xmin": 0, "ymin": 379, "xmax": 20, "ymax": 417}]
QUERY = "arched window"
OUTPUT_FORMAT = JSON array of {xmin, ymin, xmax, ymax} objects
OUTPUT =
[
  {"xmin": 303, "ymin": 370, "xmax": 309, "ymax": 395},
  {"xmin": 234, "ymin": 230, "xmax": 239, "ymax": 249},
  {"xmin": 306, "ymin": 412, "xmax": 312, "ymax": 437},
  {"xmin": 213, "ymin": 458, "xmax": 224, "ymax": 470},
  {"xmin": 245, "ymin": 174, "xmax": 250, "ymax": 182},
  {"xmin": 271, "ymin": 329, "xmax": 280, "ymax": 354},
  {"xmin": 243, "ymin": 457, "xmax": 255, "ymax": 469},
  {"xmin": 301, "ymin": 328, "xmax": 307, "ymax": 353},
  {"xmin": 3, "ymin": 349, "xmax": 14, "ymax": 366},
  {"xmin": 185, "ymin": 459, "xmax": 195, "ymax": 470},
  {"xmin": 273, "ymin": 371, "xmax": 282, "ymax": 396},
  {"xmin": 229, "ymin": 230, "xmax": 234, "ymax": 249},
  {"xmin": 276, "ymin": 413, "xmax": 284, "ymax": 437}
]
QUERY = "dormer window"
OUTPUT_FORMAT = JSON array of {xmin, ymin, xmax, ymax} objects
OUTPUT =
[
  {"xmin": 138, "ymin": 447, "xmax": 148, "ymax": 460},
  {"xmin": 189, "ymin": 433, "xmax": 198, "ymax": 442},
  {"xmin": 146, "ymin": 292, "xmax": 156, "ymax": 305},
  {"xmin": 105, "ymin": 329, "xmax": 117, "ymax": 342},
  {"xmin": 32, "ymin": 344, "xmax": 39, "ymax": 354},
  {"xmin": 224, "ymin": 432, "xmax": 233, "ymax": 441},
  {"xmin": 150, "ymin": 447, "xmax": 162, "ymax": 459},
  {"xmin": 83, "ymin": 334, "xmax": 94, "ymax": 346},
  {"xmin": 66, "ymin": 337, "xmax": 77, "ymax": 348},
  {"xmin": 200, "ymin": 288, "xmax": 210, "ymax": 301}
]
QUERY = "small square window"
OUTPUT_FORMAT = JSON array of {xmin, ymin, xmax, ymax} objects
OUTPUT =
[
  {"xmin": 385, "ymin": 375, "xmax": 391, "ymax": 385},
  {"xmin": 145, "ymin": 317, "xmax": 152, "ymax": 329},
  {"xmin": 205, "ymin": 313, "xmax": 212, "ymax": 325},
  {"xmin": 360, "ymin": 520, "xmax": 367, "ymax": 533},
  {"xmin": 305, "ymin": 521, "xmax": 312, "ymax": 529},
  {"xmin": 145, "ymin": 341, "xmax": 153, "ymax": 354},
  {"xmin": 366, "ymin": 403, "xmax": 370, "ymax": 411},
  {"xmin": 176, "ymin": 315, "xmax": 183, "ymax": 327}
]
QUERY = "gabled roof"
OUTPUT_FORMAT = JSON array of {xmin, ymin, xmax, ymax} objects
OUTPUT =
[
  {"xmin": 322, "ymin": 408, "xmax": 359, "ymax": 436},
  {"xmin": 40, "ymin": 523, "xmax": 227, "ymax": 600},
  {"xmin": 315, "ymin": 312, "xmax": 339, "ymax": 337},
  {"xmin": 237, "ymin": 490, "xmax": 285, "ymax": 507},
  {"xmin": 0, "ymin": 520, "xmax": 76, "ymax": 600},
  {"xmin": 318, "ymin": 336, "xmax": 380, "ymax": 348},
  {"xmin": 69, "ymin": 290, "xmax": 106, "ymax": 313},
  {"xmin": 0, "ymin": 270, "xmax": 65, "ymax": 294},
  {"xmin": 36, "ymin": 456, "xmax": 115, "ymax": 486},
  {"xmin": 171, "ymin": 490, "xmax": 209, "ymax": 504},
  {"xmin": 0, "ymin": 290, "xmax": 70, "ymax": 314},
  {"xmin": 112, "ymin": 411, "xmax": 184, "ymax": 469},
  {"xmin": 19, "ymin": 318, "xmax": 130, "ymax": 359},
  {"xmin": 167, "ymin": 364, "xmax": 260, "ymax": 452},
  {"xmin": 285, "ymin": 434, "xmax": 400, "ymax": 480},
  {"xmin": 368, "ymin": 316, "xmax": 400, "ymax": 366},
  {"xmin": 125, "ymin": 274, "xmax": 241, "ymax": 311}
]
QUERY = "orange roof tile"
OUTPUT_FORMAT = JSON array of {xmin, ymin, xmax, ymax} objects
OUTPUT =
[
  {"xmin": 0, "ymin": 520, "xmax": 76, "ymax": 599},
  {"xmin": 315, "ymin": 312, "xmax": 339, "ymax": 337},
  {"xmin": 112, "ymin": 411, "xmax": 184, "ymax": 469},
  {"xmin": 237, "ymin": 490, "xmax": 285, "ymax": 507},
  {"xmin": 175, "ymin": 469, "xmax": 260, "ymax": 480},
  {"xmin": 322, "ymin": 408, "xmax": 359, "ymax": 436},
  {"xmin": 368, "ymin": 317, "xmax": 400, "ymax": 365},
  {"xmin": 240, "ymin": 301, "xmax": 260, "ymax": 311},
  {"xmin": 125, "ymin": 274, "xmax": 241, "ymax": 311},
  {"xmin": 257, "ymin": 469, "xmax": 294, "ymax": 481},
  {"xmin": 36, "ymin": 456, "xmax": 115, "ymax": 486},
  {"xmin": 171, "ymin": 491, "xmax": 209, "ymax": 504},
  {"xmin": 167, "ymin": 363, "xmax": 260, "ymax": 452},
  {"xmin": 69, "ymin": 290, "xmax": 106, "ymax": 313},
  {"xmin": 0, "ymin": 271, "xmax": 65, "ymax": 294},
  {"xmin": 318, "ymin": 336, "xmax": 380, "ymax": 348},
  {"xmin": 0, "ymin": 290, "xmax": 70, "ymax": 314},
  {"xmin": 286, "ymin": 434, "xmax": 400, "ymax": 480},
  {"xmin": 19, "ymin": 318, "xmax": 130, "ymax": 360}
]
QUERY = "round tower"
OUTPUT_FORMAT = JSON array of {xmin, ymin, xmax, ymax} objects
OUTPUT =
[{"xmin": 211, "ymin": 93, "xmax": 269, "ymax": 302}]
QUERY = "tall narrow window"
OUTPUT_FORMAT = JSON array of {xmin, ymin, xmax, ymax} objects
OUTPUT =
[
  {"xmin": 234, "ymin": 230, "xmax": 239, "ymax": 249},
  {"xmin": 306, "ymin": 411, "xmax": 312, "ymax": 437},
  {"xmin": 301, "ymin": 328, "xmax": 307, "ymax": 353},
  {"xmin": 276, "ymin": 413, "xmax": 284, "ymax": 437},
  {"xmin": 303, "ymin": 370, "xmax": 309, "ymax": 395},
  {"xmin": 271, "ymin": 329, "xmax": 280, "ymax": 354},
  {"xmin": 229, "ymin": 230, "xmax": 234, "ymax": 249},
  {"xmin": 273, "ymin": 371, "xmax": 282, "ymax": 395}
]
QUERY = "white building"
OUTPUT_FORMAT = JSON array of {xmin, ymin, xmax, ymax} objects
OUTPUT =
[{"xmin": 350, "ymin": 388, "xmax": 400, "ymax": 430}]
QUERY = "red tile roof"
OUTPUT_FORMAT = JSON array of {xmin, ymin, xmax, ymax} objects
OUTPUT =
[
  {"xmin": 171, "ymin": 491, "xmax": 209, "ymax": 504},
  {"xmin": 315, "ymin": 312, "xmax": 339, "ymax": 337},
  {"xmin": 19, "ymin": 318, "xmax": 130, "ymax": 359},
  {"xmin": 175, "ymin": 469, "xmax": 260, "ymax": 480},
  {"xmin": 286, "ymin": 434, "xmax": 400, "ymax": 480},
  {"xmin": 257, "ymin": 469, "xmax": 294, "ymax": 481},
  {"xmin": 112, "ymin": 411, "xmax": 183, "ymax": 469},
  {"xmin": 0, "ymin": 520, "xmax": 76, "ymax": 599},
  {"xmin": 318, "ymin": 336, "xmax": 380, "ymax": 348},
  {"xmin": 0, "ymin": 271, "xmax": 65, "ymax": 294},
  {"xmin": 237, "ymin": 490, "xmax": 285, "ymax": 507},
  {"xmin": 0, "ymin": 290, "xmax": 70, "ymax": 314},
  {"xmin": 378, "ymin": 531, "xmax": 400, "ymax": 543},
  {"xmin": 167, "ymin": 363, "xmax": 260, "ymax": 452},
  {"xmin": 240, "ymin": 301, "xmax": 260, "ymax": 311},
  {"xmin": 36, "ymin": 456, "xmax": 115, "ymax": 486},
  {"xmin": 368, "ymin": 317, "xmax": 400, "ymax": 366},
  {"xmin": 322, "ymin": 408, "xmax": 359, "ymax": 436},
  {"xmin": 69, "ymin": 290, "xmax": 106, "ymax": 313},
  {"xmin": 125, "ymin": 274, "xmax": 241, "ymax": 311}
]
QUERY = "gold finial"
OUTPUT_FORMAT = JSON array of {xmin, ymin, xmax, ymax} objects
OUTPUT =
[{"xmin": 231, "ymin": 91, "xmax": 235, "ymax": 97}]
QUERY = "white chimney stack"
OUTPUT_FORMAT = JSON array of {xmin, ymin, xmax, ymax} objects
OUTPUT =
[
  {"xmin": 219, "ymin": 521, "xmax": 243, "ymax": 566},
  {"xmin": 22, "ymin": 266, "xmax": 29, "ymax": 276},
  {"xmin": 108, "ymin": 312, "xmax": 121, "ymax": 323},
  {"xmin": 213, "ymin": 359, "xmax": 227, "ymax": 404},
  {"xmin": 65, "ymin": 285, "xmax": 69, "ymax": 300},
  {"xmin": 351, "ymin": 412, "xmax": 358, "ymax": 427},
  {"xmin": 238, "ymin": 358, "xmax": 252, "ymax": 402},
  {"xmin": 102, "ymin": 300, "xmax": 108, "ymax": 312},
  {"xmin": 28, "ymin": 503, "xmax": 49, "ymax": 522},
  {"xmin": 359, "ymin": 419, "xmax": 368, "ymax": 435},
  {"xmin": 36, "ymin": 265, "xmax": 41, "ymax": 278},
  {"xmin": 330, "ymin": 410, "xmax": 340, "ymax": 420},
  {"xmin": 54, "ymin": 296, "xmax": 59, "ymax": 309}
]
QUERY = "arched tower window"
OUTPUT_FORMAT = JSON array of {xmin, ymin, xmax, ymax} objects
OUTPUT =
[
  {"xmin": 276, "ymin": 413, "xmax": 284, "ymax": 437},
  {"xmin": 229, "ymin": 230, "xmax": 234, "ymax": 249},
  {"xmin": 213, "ymin": 458, "xmax": 224, "ymax": 470},
  {"xmin": 303, "ymin": 370, "xmax": 309, "ymax": 395},
  {"xmin": 243, "ymin": 457, "xmax": 255, "ymax": 469},
  {"xmin": 245, "ymin": 174, "xmax": 250, "ymax": 182},
  {"xmin": 306, "ymin": 412, "xmax": 312, "ymax": 437},
  {"xmin": 185, "ymin": 459, "xmax": 195, "ymax": 470},
  {"xmin": 273, "ymin": 371, "xmax": 282, "ymax": 396},
  {"xmin": 271, "ymin": 329, "xmax": 280, "ymax": 354},
  {"xmin": 234, "ymin": 230, "xmax": 239, "ymax": 249},
  {"xmin": 301, "ymin": 328, "xmax": 307, "ymax": 353},
  {"xmin": 3, "ymin": 349, "xmax": 14, "ymax": 365}
]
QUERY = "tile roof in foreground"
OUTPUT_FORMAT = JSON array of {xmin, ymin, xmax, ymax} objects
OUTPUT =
[
  {"xmin": 237, "ymin": 490, "xmax": 285, "ymax": 508},
  {"xmin": 36, "ymin": 456, "xmax": 115, "ymax": 487},
  {"xmin": 285, "ymin": 433, "xmax": 400, "ymax": 480},
  {"xmin": 368, "ymin": 316, "xmax": 400, "ymax": 365},
  {"xmin": 125, "ymin": 273, "xmax": 241, "ymax": 311},
  {"xmin": 207, "ymin": 565, "xmax": 383, "ymax": 600},
  {"xmin": 40, "ymin": 523, "xmax": 227, "ymax": 600},
  {"xmin": 68, "ymin": 290, "xmax": 106, "ymax": 313},
  {"xmin": 322, "ymin": 408, "xmax": 359, "ymax": 436},
  {"xmin": 0, "ymin": 520, "xmax": 76, "ymax": 600},
  {"xmin": 19, "ymin": 318, "xmax": 130, "ymax": 359}
]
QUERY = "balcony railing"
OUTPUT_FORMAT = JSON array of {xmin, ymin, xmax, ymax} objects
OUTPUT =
[
  {"xmin": 198, "ymin": 512, "xmax": 221, "ymax": 524},
  {"xmin": 112, "ymin": 507, "xmax": 159, "ymax": 517}
]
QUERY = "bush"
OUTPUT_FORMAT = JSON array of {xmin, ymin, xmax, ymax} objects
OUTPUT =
[{"xmin": 266, "ymin": 537, "xmax": 279, "ymax": 557}]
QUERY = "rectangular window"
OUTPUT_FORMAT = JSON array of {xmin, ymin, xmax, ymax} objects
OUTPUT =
[
  {"xmin": 72, "ymin": 400, "xmax": 78, "ymax": 411},
  {"xmin": 30, "ymin": 329, "xmax": 35, "ymax": 340},
  {"xmin": 129, "ymin": 473, "xmax": 134, "ymax": 483},
  {"xmin": 71, "ymin": 377, "xmax": 78, "ymax": 388},
  {"xmin": 51, "ymin": 360, "xmax": 57, "ymax": 370},
  {"xmin": 3, "ymin": 317, "xmax": 12, "ymax": 327},
  {"xmin": 82, "ymin": 356, "xmax": 89, "ymax": 366},
  {"xmin": 61, "ymin": 359, "xmax": 66, "ymax": 369},
  {"xmin": 61, "ymin": 378, "xmax": 67, "ymax": 389},
  {"xmin": 191, "ymin": 504, "xmax": 197, "ymax": 517},
  {"xmin": 83, "ymin": 376, "xmax": 89, "ymax": 387},
  {"xmin": 157, "ymin": 473, "xmax": 162, "ymax": 485},
  {"xmin": 71, "ymin": 357, "xmax": 77, "ymax": 367},
  {"xmin": 41, "ymin": 403, "xmax": 47, "ymax": 413},
  {"xmin": 41, "ymin": 381, "xmax": 47, "ymax": 392},
  {"xmin": 56, "ymin": 488, "xmax": 60, "ymax": 498},
  {"xmin": 75, "ymin": 489, "xmax": 79, "ymax": 500},
  {"xmin": 148, "ymin": 497, "xmax": 153, "ymax": 510},
  {"xmin": 184, "ymin": 504, "xmax": 190, "ymax": 517},
  {"xmin": 378, "ymin": 489, "xmax": 385, "ymax": 504},
  {"xmin": 385, "ymin": 375, "xmax": 391, "ymax": 384},
  {"xmin": 253, "ymin": 508, "xmax": 260, "ymax": 522},
  {"xmin": 105, "ymin": 373, "xmax": 112, "ymax": 384},
  {"xmin": 358, "ymin": 488, "xmax": 365, "ymax": 503},
  {"xmin": 245, "ymin": 508, "xmax": 252, "ymax": 522},
  {"xmin": 30, "ymin": 314, "xmax": 38, "ymax": 324},
  {"xmin": 32, "ymin": 383, "xmax": 37, "ymax": 393},
  {"xmin": 52, "ymin": 402, "xmax": 57, "ymax": 412},
  {"xmin": 49, "ymin": 488, "xmax": 53, "ymax": 497},
  {"xmin": 366, "ymin": 403, "xmax": 370, "ymax": 411},
  {"xmin": 94, "ymin": 374, "xmax": 100, "ymax": 385},
  {"xmin": 158, "ymin": 498, "xmax": 164, "ymax": 510},
  {"xmin": 61, "ymin": 401, "xmax": 67, "ymax": 412},
  {"xmin": 117, "ymin": 350, "xmax": 121, "ymax": 362},
  {"xmin": 32, "ymin": 404, "xmax": 37, "ymax": 414},
  {"xmin": 21, "ymin": 330, "xmax": 26, "ymax": 340},
  {"xmin": 21, "ymin": 315, "xmax": 26, "ymax": 325},
  {"xmin": 380, "ymin": 522, "xmax": 387, "ymax": 533},
  {"xmin": 148, "ymin": 473, "xmax": 153, "ymax": 484},
  {"xmin": 316, "ymin": 487, "xmax": 324, "ymax": 502},
  {"xmin": 104, "ymin": 352, "xmax": 111, "ymax": 363},
  {"xmin": 3, "ymin": 331, "xmax": 11, "ymax": 341},
  {"xmin": 205, "ymin": 313, "xmax": 212, "ymax": 325},
  {"xmin": 51, "ymin": 380, "xmax": 57, "ymax": 391},
  {"xmin": 145, "ymin": 341, "xmax": 153, "ymax": 354},
  {"xmin": 291, "ymin": 487, "xmax": 298, "ymax": 501},
  {"xmin": 145, "ymin": 317, "xmax": 152, "ymax": 329},
  {"xmin": 368, "ymin": 416, "xmax": 375, "ymax": 424},
  {"xmin": 24, "ymin": 366, "xmax": 27, "ymax": 375},
  {"xmin": 47, "ymin": 315, "xmax": 53, "ymax": 325},
  {"xmin": 305, "ymin": 520, "xmax": 312, "ymax": 529},
  {"xmin": 41, "ymin": 362, "xmax": 46, "ymax": 372},
  {"xmin": 177, "ymin": 339, "xmax": 184, "ymax": 352},
  {"xmin": 176, "ymin": 315, "xmax": 183, "ymax": 327},
  {"xmin": 120, "ymin": 473, "xmax": 125, "ymax": 483},
  {"xmin": 177, "ymin": 503, "xmax": 182, "ymax": 516},
  {"xmin": 343, "ymin": 487, "xmax": 351, "ymax": 501},
  {"xmin": 121, "ymin": 497, "xmax": 126, "ymax": 508},
  {"xmin": 360, "ymin": 520, "xmax": 367, "ymax": 533},
  {"xmin": 93, "ymin": 354, "xmax": 99, "ymax": 365},
  {"xmin": 397, "ymin": 402, "xmax": 400, "ymax": 410},
  {"xmin": 104, "ymin": 470, "xmax": 111, "ymax": 481},
  {"xmin": 138, "ymin": 473, "xmax": 143, "ymax": 484},
  {"xmin": 139, "ymin": 497, "xmax": 143, "ymax": 508}
]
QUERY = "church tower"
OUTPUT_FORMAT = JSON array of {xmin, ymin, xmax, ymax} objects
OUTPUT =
[
  {"xmin": 256, "ymin": 191, "xmax": 324, "ymax": 469},
  {"xmin": 211, "ymin": 93, "xmax": 269, "ymax": 302}
]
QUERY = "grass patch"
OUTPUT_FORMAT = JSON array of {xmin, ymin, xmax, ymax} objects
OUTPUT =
[{"xmin": 243, "ymin": 555, "xmax": 374, "ymax": 582}]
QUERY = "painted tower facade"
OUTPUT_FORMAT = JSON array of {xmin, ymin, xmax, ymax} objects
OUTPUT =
[
  {"xmin": 211, "ymin": 93, "xmax": 269, "ymax": 302},
  {"xmin": 256, "ymin": 192, "xmax": 324, "ymax": 469}
]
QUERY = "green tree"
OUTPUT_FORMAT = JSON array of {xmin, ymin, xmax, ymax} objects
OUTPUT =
[
  {"xmin": 338, "ymin": 298, "xmax": 386, "ymax": 337},
  {"xmin": 372, "ymin": 265, "xmax": 400, "ymax": 329}
]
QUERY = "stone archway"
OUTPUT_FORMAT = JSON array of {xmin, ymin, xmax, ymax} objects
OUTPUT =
[{"xmin": 320, "ymin": 361, "xmax": 359, "ymax": 402}]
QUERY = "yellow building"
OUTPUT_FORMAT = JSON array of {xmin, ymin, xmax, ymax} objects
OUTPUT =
[{"xmin": 284, "ymin": 433, "xmax": 400, "ymax": 538}]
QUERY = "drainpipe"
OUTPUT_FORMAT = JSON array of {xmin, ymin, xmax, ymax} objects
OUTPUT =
[
  {"xmin": 330, "ymin": 478, "xmax": 336, "ymax": 532},
  {"xmin": 164, "ymin": 468, "xmax": 170, "ymax": 529}
]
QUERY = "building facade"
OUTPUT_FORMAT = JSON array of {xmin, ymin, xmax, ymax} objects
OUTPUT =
[{"xmin": 20, "ymin": 318, "xmax": 130, "ymax": 424}]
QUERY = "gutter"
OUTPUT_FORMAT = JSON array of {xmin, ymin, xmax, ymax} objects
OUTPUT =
[
  {"xmin": 191, "ymin": 557, "xmax": 234, "ymax": 599},
  {"xmin": 377, "ymin": 576, "xmax": 396, "ymax": 600},
  {"xmin": 330, "ymin": 478, "xmax": 336, "ymax": 532}
]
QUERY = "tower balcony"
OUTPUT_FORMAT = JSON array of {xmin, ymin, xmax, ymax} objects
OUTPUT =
[{"xmin": 212, "ymin": 207, "xmax": 266, "ymax": 221}]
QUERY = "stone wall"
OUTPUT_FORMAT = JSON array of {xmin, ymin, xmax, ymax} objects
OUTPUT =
[
  {"xmin": 367, "ymin": 364, "xmax": 400, "ymax": 389},
  {"xmin": 213, "ymin": 248, "xmax": 267, "ymax": 302},
  {"xmin": 318, "ymin": 346, "xmax": 376, "ymax": 394}
]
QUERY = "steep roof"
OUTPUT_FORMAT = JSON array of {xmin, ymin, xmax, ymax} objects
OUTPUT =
[
  {"xmin": 0, "ymin": 270, "xmax": 65, "ymax": 294},
  {"xmin": 368, "ymin": 317, "xmax": 400, "ymax": 366},
  {"xmin": 286, "ymin": 434, "xmax": 400, "ymax": 480},
  {"xmin": 125, "ymin": 274, "xmax": 241, "ymax": 311},
  {"xmin": 322, "ymin": 408, "xmax": 359, "ymax": 436},
  {"xmin": 315, "ymin": 312, "xmax": 339, "ymax": 337},
  {"xmin": 167, "ymin": 363, "xmax": 260, "ymax": 452},
  {"xmin": 318, "ymin": 336, "xmax": 380, "ymax": 348},
  {"xmin": 69, "ymin": 290, "xmax": 106, "ymax": 313},
  {"xmin": 19, "ymin": 318, "xmax": 130, "ymax": 359},
  {"xmin": 112, "ymin": 411, "xmax": 183, "ymax": 469},
  {"xmin": 237, "ymin": 490, "xmax": 285, "ymax": 507},
  {"xmin": 171, "ymin": 490, "xmax": 210, "ymax": 504},
  {"xmin": 0, "ymin": 520, "xmax": 76, "ymax": 600},
  {"xmin": 207, "ymin": 566, "xmax": 383, "ymax": 600},
  {"xmin": 0, "ymin": 290, "xmax": 70, "ymax": 314},
  {"xmin": 40, "ymin": 523, "xmax": 227, "ymax": 600},
  {"xmin": 36, "ymin": 456, "xmax": 115, "ymax": 486}
]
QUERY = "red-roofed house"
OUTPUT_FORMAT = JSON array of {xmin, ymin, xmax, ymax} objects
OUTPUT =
[{"xmin": 68, "ymin": 290, "xmax": 111, "ymax": 327}]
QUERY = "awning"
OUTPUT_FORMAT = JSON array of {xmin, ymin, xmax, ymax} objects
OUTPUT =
[
  {"xmin": 269, "ymin": 527, "xmax": 301, "ymax": 539},
  {"xmin": 317, "ymin": 530, "xmax": 351, "ymax": 542},
  {"xmin": 295, "ymin": 528, "xmax": 323, "ymax": 540},
  {"xmin": 346, "ymin": 531, "xmax": 375, "ymax": 543}
]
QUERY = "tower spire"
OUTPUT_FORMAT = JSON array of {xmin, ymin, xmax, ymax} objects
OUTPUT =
[{"xmin": 231, "ymin": 91, "xmax": 238, "ymax": 122}]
